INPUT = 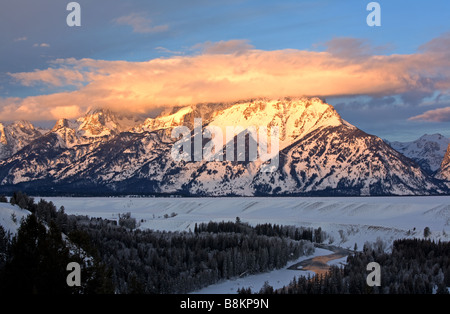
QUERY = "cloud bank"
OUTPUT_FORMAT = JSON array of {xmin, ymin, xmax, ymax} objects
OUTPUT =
[
  {"xmin": 409, "ymin": 107, "xmax": 450, "ymax": 122},
  {"xmin": 2, "ymin": 35, "xmax": 450, "ymax": 121}
]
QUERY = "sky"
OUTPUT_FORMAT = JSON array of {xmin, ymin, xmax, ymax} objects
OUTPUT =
[{"xmin": 0, "ymin": 0, "xmax": 449, "ymax": 141}]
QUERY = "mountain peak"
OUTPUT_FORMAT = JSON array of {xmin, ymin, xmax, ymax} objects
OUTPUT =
[
  {"xmin": 52, "ymin": 118, "xmax": 71, "ymax": 131},
  {"xmin": 389, "ymin": 133, "xmax": 450, "ymax": 174},
  {"xmin": 132, "ymin": 97, "xmax": 349, "ymax": 143},
  {"xmin": 85, "ymin": 107, "xmax": 111, "ymax": 115},
  {"xmin": 80, "ymin": 107, "xmax": 115, "ymax": 124},
  {"xmin": 418, "ymin": 133, "xmax": 446, "ymax": 141},
  {"xmin": 74, "ymin": 108, "xmax": 143, "ymax": 137},
  {"xmin": 0, "ymin": 120, "xmax": 43, "ymax": 159},
  {"xmin": 438, "ymin": 144, "xmax": 450, "ymax": 180},
  {"xmin": 204, "ymin": 96, "xmax": 349, "ymax": 149}
]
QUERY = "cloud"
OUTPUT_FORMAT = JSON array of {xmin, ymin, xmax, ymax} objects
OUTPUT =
[
  {"xmin": 192, "ymin": 40, "xmax": 254, "ymax": 55},
  {"xmin": 114, "ymin": 13, "xmax": 168, "ymax": 34},
  {"xmin": 2, "ymin": 36, "xmax": 450, "ymax": 121},
  {"xmin": 8, "ymin": 67, "xmax": 87, "ymax": 87},
  {"xmin": 33, "ymin": 43, "xmax": 50, "ymax": 48},
  {"xmin": 409, "ymin": 107, "xmax": 450, "ymax": 122},
  {"xmin": 155, "ymin": 47, "xmax": 184, "ymax": 55},
  {"xmin": 419, "ymin": 31, "xmax": 450, "ymax": 54},
  {"xmin": 14, "ymin": 37, "xmax": 27, "ymax": 42},
  {"xmin": 325, "ymin": 37, "xmax": 375, "ymax": 60}
]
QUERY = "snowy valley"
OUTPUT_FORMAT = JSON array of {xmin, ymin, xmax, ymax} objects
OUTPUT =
[{"xmin": 1, "ymin": 194, "xmax": 449, "ymax": 294}]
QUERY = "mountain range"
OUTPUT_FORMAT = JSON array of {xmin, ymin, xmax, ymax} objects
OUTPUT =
[
  {"xmin": 0, "ymin": 97, "xmax": 449, "ymax": 196},
  {"xmin": 387, "ymin": 134, "xmax": 450, "ymax": 175}
]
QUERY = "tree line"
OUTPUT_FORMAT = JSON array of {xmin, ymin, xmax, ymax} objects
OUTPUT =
[
  {"xmin": 195, "ymin": 220, "xmax": 327, "ymax": 243},
  {"xmin": 71, "ymin": 216, "xmax": 314, "ymax": 293}
]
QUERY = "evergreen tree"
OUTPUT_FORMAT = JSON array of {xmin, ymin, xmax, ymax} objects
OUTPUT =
[
  {"xmin": 423, "ymin": 227, "xmax": 431, "ymax": 238},
  {"xmin": 0, "ymin": 214, "xmax": 68, "ymax": 293},
  {"xmin": 259, "ymin": 281, "xmax": 274, "ymax": 294},
  {"xmin": 436, "ymin": 282, "xmax": 449, "ymax": 294},
  {"xmin": 10, "ymin": 191, "xmax": 35, "ymax": 211},
  {"xmin": 0, "ymin": 225, "xmax": 9, "ymax": 266},
  {"xmin": 38, "ymin": 221, "xmax": 72, "ymax": 294}
]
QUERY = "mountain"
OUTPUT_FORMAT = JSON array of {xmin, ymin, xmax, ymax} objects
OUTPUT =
[
  {"xmin": 51, "ymin": 108, "xmax": 145, "ymax": 148},
  {"xmin": 0, "ymin": 98, "xmax": 448, "ymax": 196},
  {"xmin": 388, "ymin": 134, "xmax": 450, "ymax": 175},
  {"xmin": 0, "ymin": 121, "xmax": 45, "ymax": 160},
  {"xmin": 437, "ymin": 144, "xmax": 450, "ymax": 181},
  {"xmin": 133, "ymin": 102, "xmax": 231, "ymax": 133}
]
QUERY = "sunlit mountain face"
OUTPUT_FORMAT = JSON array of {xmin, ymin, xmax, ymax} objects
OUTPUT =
[
  {"xmin": 438, "ymin": 144, "xmax": 450, "ymax": 181},
  {"xmin": 0, "ymin": 97, "xmax": 448, "ymax": 196}
]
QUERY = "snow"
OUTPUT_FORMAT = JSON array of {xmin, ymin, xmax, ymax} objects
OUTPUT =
[
  {"xmin": 134, "ymin": 106, "xmax": 194, "ymax": 133},
  {"xmin": 0, "ymin": 202, "xmax": 31, "ymax": 234},
  {"xmin": 42, "ymin": 196, "xmax": 450, "ymax": 252},
  {"xmin": 207, "ymin": 97, "xmax": 343, "ymax": 152}
]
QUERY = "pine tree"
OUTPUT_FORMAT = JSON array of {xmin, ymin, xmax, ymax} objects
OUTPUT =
[
  {"xmin": 0, "ymin": 225, "xmax": 9, "ymax": 265},
  {"xmin": 436, "ymin": 282, "xmax": 449, "ymax": 294},
  {"xmin": 1, "ymin": 214, "xmax": 49, "ymax": 293},
  {"xmin": 423, "ymin": 227, "xmax": 431, "ymax": 238},
  {"xmin": 37, "ymin": 221, "xmax": 72, "ymax": 293}
]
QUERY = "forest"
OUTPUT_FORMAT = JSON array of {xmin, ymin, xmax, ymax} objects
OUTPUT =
[
  {"xmin": 68, "ymin": 215, "xmax": 315, "ymax": 293},
  {"xmin": 0, "ymin": 192, "xmax": 315, "ymax": 293},
  {"xmin": 243, "ymin": 238, "xmax": 450, "ymax": 294}
]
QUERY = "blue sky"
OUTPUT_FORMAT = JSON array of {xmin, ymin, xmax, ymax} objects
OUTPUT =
[{"xmin": 1, "ymin": 0, "xmax": 450, "ymax": 141}]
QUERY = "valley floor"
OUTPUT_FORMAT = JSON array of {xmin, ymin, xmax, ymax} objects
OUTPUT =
[{"xmin": 44, "ymin": 195, "xmax": 450, "ymax": 251}]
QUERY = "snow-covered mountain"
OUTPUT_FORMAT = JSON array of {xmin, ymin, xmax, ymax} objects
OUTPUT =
[
  {"xmin": 0, "ymin": 98, "xmax": 448, "ymax": 196},
  {"xmin": 0, "ymin": 121, "xmax": 45, "ymax": 160},
  {"xmin": 438, "ymin": 144, "xmax": 450, "ymax": 181},
  {"xmin": 133, "ymin": 102, "xmax": 231, "ymax": 134},
  {"xmin": 51, "ymin": 108, "xmax": 145, "ymax": 148},
  {"xmin": 388, "ymin": 134, "xmax": 450, "ymax": 175}
]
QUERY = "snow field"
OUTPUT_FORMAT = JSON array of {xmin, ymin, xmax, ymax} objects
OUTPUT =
[{"xmin": 42, "ymin": 196, "xmax": 450, "ymax": 251}]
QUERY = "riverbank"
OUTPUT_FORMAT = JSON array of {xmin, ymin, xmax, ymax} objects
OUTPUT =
[{"xmin": 288, "ymin": 244, "xmax": 351, "ymax": 277}]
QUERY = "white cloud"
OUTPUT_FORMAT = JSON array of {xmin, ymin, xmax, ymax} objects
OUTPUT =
[
  {"xmin": 33, "ymin": 43, "xmax": 50, "ymax": 48},
  {"xmin": 114, "ymin": 13, "xmax": 168, "ymax": 34},
  {"xmin": 409, "ymin": 107, "xmax": 450, "ymax": 122},
  {"xmin": 14, "ymin": 36, "xmax": 27, "ymax": 42}
]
